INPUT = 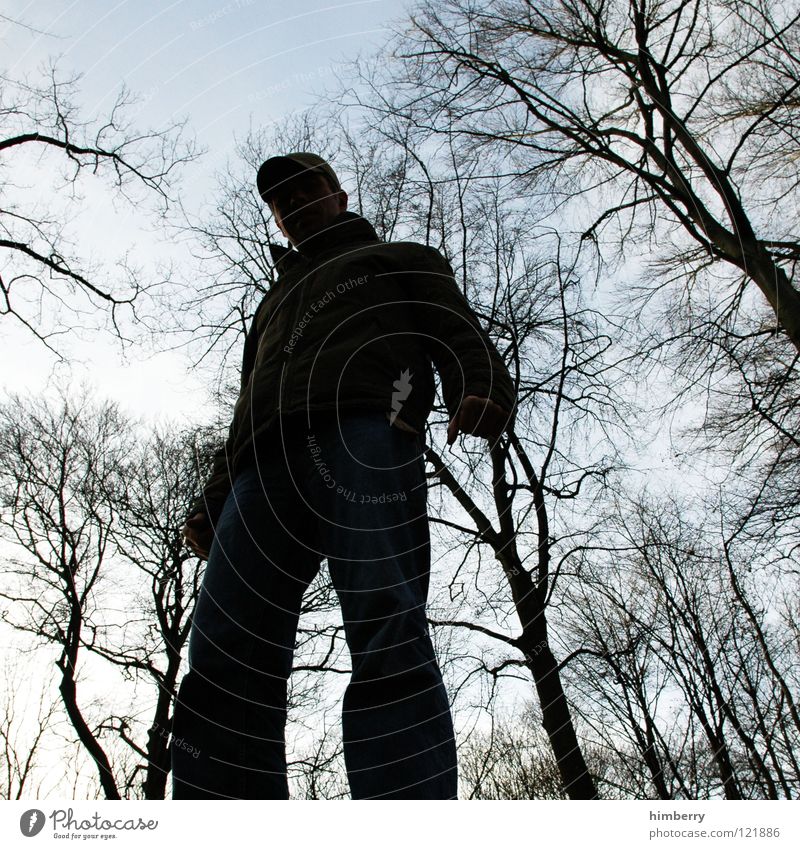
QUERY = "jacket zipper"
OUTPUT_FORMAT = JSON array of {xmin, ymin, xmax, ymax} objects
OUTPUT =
[{"xmin": 280, "ymin": 255, "xmax": 315, "ymax": 409}]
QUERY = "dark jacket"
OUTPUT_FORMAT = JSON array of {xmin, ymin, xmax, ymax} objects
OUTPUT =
[{"xmin": 192, "ymin": 210, "xmax": 517, "ymax": 522}]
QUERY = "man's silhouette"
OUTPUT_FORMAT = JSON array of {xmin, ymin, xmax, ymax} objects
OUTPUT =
[{"xmin": 171, "ymin": 153, "xmax": 516, "ymax": 799}]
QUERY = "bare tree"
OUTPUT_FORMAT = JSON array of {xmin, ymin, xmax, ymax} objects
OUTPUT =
[
  {"xmin": 459, "ymin": 704, "xmax": 572, "ymax": 799},
  {"xmin": 0, "ymin": 390, "xmax": 129, "ymax": 797},
  {"xmin": 93, "ymin": 425, "xmax": 214, "ymax": 798},
  {"xmin": 339, "ymin": 0, "xmax": 800, "ymax": 558},
  {"xmin": 562, "ymin": 493, "xmax": 800, "ymax": 799},
  {"xmin": 0, "ymin": 60, "xmax": 197, "ymax": 349},
  {"xmin": 373, "ymin": 0, "xmax": 800, "ymax": 350},
  {"xmin": 0, "ymin": 655, "xmax": 57, "ymax": 799},
  {"xmin": 0, "ymin": 392, "xmax": 216, "ymax": 798},
  {"xmin": 288, "ymin": 717, "xmax": 349, "ymax": 800},
  {"xmin": 172, "ymin": 113, "xmax": 332, "ymax": 375},
  {"xmin": 456, "ymin": 698, "xmax": 625, "ymax": 800}
]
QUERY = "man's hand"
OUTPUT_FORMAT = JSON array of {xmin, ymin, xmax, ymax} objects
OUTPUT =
[
  {"xmin": 183, "ymin": 511, "xmax": 214, "ymax": 560},
  {"xmin": 447, "ymin": 395, "xmax": 510, "ymax": 445}
]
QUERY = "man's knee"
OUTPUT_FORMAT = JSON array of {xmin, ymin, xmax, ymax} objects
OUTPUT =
[{"xmin": 346, "ymin": 608, "xmax": 436, "ymax": 678}]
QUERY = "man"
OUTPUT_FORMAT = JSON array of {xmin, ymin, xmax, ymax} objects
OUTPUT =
[{"xmin": 171, "ymin": 153, "xmax": 516, "ymax": 799}]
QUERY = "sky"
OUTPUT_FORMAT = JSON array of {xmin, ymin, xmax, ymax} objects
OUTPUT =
[{"xmin": 2, "ymin": 0, "xmax": 411, "ymax": 422}]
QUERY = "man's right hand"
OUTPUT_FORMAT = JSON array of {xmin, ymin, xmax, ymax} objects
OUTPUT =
[{"xmin": 183, "ymin": 512, "xmax": 213, "ymax": 560}]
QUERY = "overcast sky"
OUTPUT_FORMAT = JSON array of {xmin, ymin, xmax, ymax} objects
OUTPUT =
[{"xmin": 2, "ymin": 0, "xmax": 410, "ymax": 421}]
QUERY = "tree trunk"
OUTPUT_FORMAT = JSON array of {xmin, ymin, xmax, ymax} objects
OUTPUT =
[
  {"xmin": 58, "ymin": 670, "xmax": 120, "ymax": 800},
  {"xmin": 513, "ymin": 577, "xmax": 599, "ymax": 799}
]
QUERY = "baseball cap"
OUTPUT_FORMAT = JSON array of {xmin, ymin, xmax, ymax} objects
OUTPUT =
[{"xmin": 256, "ymin": 152, "xmax": 341, "ymax": 204}]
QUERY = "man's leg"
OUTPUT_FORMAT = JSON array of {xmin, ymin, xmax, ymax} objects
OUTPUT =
[
  {"xmin": 299, "ymin": 413, "xmax": 458, "ymax": 799},
  {"xmin": 171, "ymin": 462, "xmax": 321, "ymax": 799}
]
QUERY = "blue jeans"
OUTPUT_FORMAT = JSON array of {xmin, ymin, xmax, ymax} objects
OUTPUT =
[{"xmin": 171, "ymin": 412, "xmax": 458, "ymax": 799}]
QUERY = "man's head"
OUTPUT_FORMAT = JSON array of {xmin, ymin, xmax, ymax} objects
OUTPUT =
[{"xmin": 256, "ymin": 153, "xmax": 348, "ymax": 247}]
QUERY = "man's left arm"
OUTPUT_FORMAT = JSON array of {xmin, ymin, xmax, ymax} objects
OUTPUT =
[{"xmin": 402, "ymin": 246, "xmax": 517, "ymax": 444}]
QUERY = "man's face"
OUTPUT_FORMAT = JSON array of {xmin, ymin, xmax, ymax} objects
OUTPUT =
[{"xmin": 269, "ymin": 170, "xmax": 347, "ymax": 247}]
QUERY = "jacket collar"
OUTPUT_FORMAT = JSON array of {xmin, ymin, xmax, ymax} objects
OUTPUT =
[{"xmin": 267, "ymin": 211, "xmax": 380, "ymax": 280}]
